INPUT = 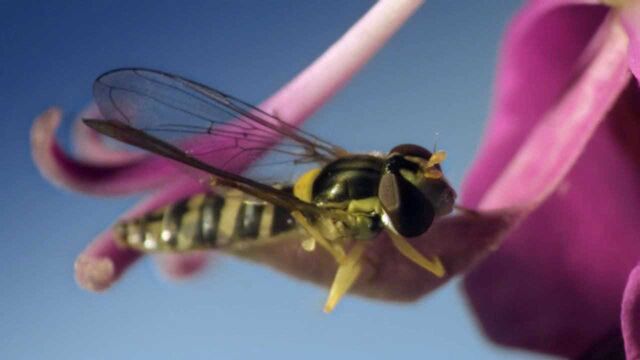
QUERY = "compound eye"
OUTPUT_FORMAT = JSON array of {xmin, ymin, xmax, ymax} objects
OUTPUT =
[
  {"xmin": 390, "ymin": 144, "xmax": 433, "ymax": 160},
  {"xmin": 378, "ymin": 172, "xmax": 435, "ymax": 238}
]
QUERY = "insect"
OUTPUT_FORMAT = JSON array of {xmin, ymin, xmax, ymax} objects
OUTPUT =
[{"xmin": 85, "ymin": 68, "xmax": 457, "ymax": 312}]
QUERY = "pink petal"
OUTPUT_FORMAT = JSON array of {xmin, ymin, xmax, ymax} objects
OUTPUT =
[
  {"xmin": 463, "ymin": 16, "xmax": 638, "ymax": 359},
  {"xmin": 462, "ymin": 1, "xmax": 610, "ymax": 207},
  {"xmin": 76, "ymin": 0, "xmax": 427, "ymax": 287},
  {"xmin": 465, "ymin": 106, "xmax": 640, "ymax": 357},
  {"xmin": 622, "ymin": 262, "xmax": 640, "ymax": 359},
  {"xmin": 621, "ymin": 0, "xmax": 640, "ymax": 80},
  {"xmin": 31, "ymin": 107, "xmax": 186, "ymax": 195},
  {"xmin": 479, "ymin": 19, "xmax": 631, "ymax": 210}
]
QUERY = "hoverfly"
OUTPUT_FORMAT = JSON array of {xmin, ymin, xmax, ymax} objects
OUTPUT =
[{"xmin": 85, "ymin": 68, "xmax": 457, "ymax": 312}]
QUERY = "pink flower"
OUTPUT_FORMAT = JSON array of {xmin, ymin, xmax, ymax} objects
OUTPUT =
[
  {"xmin": 461, "ymin": 0, "xmax": 640, "ymax": 358},
  {"xmin": 34, "ymin": 1, "xmax": 638, "ymax": 348}
]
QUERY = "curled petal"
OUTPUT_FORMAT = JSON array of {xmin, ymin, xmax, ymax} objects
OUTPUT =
[
  {"xmin": 230, "ymin": 209, "xmax": 520, "ymax": 303},
  {"xmin": 75, "ymin": 178, "xmax": 206, "ymax": 291},
  {"xmin": 31, "ymin": 107, "xmax": 185, "ymax": 195},
  {"xmin": 622, "ymin": 262, "xmax": 640, "ymax": 359}
]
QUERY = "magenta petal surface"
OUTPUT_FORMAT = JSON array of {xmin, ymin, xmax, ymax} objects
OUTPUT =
[
  {"xmin": 462, "ymin": 1, "xmax": 609, "ymax": 207},
  {"xmin": 478, "ymin": 19, "xmax": 630, "ymax": 210},
  {"xmin": 462, "ymin": 7, "xmax": 640, "ymax": 358},
  {"xmin": 465, "ymin": 106, "xmax": 640, "ymax": 357},
  {"xmin": 622, "ymin": 262, "xmax": 640, "ymax": 360}
]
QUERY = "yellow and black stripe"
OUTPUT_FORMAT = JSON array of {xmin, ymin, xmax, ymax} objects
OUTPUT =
[{"xmin": 114, "ymin": 188, "xmax": 298, "ymax": 252}]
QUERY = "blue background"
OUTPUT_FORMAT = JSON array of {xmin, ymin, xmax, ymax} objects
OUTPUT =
[{"xmin": 1, "ymin": 1, "xmax": 551, "ymax": 359}]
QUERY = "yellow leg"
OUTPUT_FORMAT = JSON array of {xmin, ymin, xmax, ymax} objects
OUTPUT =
[
  {"xmin": 388, "ymin": 231, "xmax": 445, "ymax": 277},
  {"xmin": 290, "ymin": 211, "xmax": 346, "ymax": 264},
  {"xmin": 323, "ymin": 241, "xmax": 367, "ymax": 313}
]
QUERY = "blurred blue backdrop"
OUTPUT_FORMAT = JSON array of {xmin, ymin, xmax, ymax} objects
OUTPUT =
[{"xmin": 1, "ymin": 1, "xmax": 552, "ymax": 359}]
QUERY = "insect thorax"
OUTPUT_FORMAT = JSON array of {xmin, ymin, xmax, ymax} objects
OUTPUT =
[{"xmin": 294, "ymin": 155, "xmax": 386, "ymax": 241}]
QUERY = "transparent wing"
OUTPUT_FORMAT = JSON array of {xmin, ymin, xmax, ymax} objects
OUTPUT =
[
  {"xmin": 92, "ymin": 68, "xmax": 348, "ymax": 173},
  {"xmin": 83, "ymin": 118, "xmax": 331, "ymax": 217}
]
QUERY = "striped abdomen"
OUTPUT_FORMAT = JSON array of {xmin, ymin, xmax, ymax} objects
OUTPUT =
[{"xmin": 114, "ymin": 189, "xmax": 298, "ymax": 252}]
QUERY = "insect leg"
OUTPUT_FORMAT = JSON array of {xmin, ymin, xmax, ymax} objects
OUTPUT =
[
  {"xmin": 323, "ymin": 241, "xmax": 367, "ymax": 313},
  {"xmin": 388, "ymin": 231, "xmax": 445, "ymax": 277},
  {"xmin": 290, "ymin": 211, "xmax": 346, "ymax": 264}
]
